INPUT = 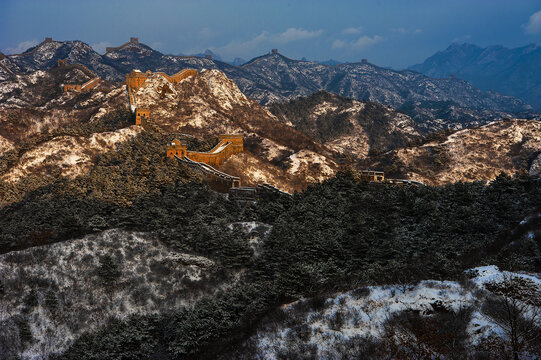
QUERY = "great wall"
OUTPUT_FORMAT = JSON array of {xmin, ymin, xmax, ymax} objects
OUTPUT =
[
  {"xmin": 54, "ymin": 43, "xmax": 421, "ymax": 196},
  {"xmin": 58, "ymin": 59, "xmax": 102, "ymax": 93},
  {"xmin": 125, "ymin": 66, "xmax": 248, "ymax": 191}
]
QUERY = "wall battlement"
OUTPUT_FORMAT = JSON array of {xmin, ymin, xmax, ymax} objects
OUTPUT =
[
  {"xmin": 106, "ymin": 37, "xmax": 142, "ymax": 52},
  {"xmin": 126, "ymin": 68, "xmax": 197, "ymax": 111},
  {"xmin": 166, "ymin": 135, "xmax": 244, "ymax": 167},
  {"xmin": 63, "ymin": 77, "xmax": 101, "ymax": 93}
]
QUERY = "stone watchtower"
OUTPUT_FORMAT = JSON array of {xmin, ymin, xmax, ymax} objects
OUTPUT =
[
  {"xmin": 166, "ymin": 139, "xmax": 188, "ymax": 158},
  {"xmin": 135, "ymin": 108, "xmax": 150, "ymax": 125},
  {"xmin": 130, "ymin": 37, "xmax": 139, "ymax": 44}
]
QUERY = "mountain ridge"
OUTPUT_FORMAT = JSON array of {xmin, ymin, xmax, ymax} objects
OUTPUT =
[
  {"xmin": 409, "ymin": 42, "xmax": 541, "ymax": 109},
  {"xmin": 1, "ymin": 38, "xmax": 536, "ymax": 126}
]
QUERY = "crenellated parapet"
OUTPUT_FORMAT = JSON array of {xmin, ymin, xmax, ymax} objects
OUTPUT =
[
  {"xmin": 105, "ymin": 37, "xmax": 140, "ymax": 53},
  {"xmin": 63, "ymin": 77, "xmax": 101, "ymax": 93},
  {"xmin": 166, "ymin": 135, "xmax": 243, "ymax": 167}
]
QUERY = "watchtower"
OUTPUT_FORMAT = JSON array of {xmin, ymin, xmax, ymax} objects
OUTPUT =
[
  {"xmin": 219, "ymin": 134, "xmax": 244, "ymax": 153},
  {"xmin": 130, "ymin": 37, "xmax": 139, "ymax": 44},
  {"xmin": 359, "ymin": 170, "xmax": 384, "ymax": 182},
  {"xmin": 126, "ymin": 70, "xmax": 148, "ymax": 90},
  {"xmin": 135, "ymin": 108, "xmax": 150, "ymax": 125},
  {"xmin": 44, "ymin": 37, "xmax": 53, "ymax": 43},
  {"xmin": 166, "ymin": 139, "xmax": 188, "ymax": 159},
  {"xmin": 272, "ymin": 49, "xmax": 278, "ymax": 54}
]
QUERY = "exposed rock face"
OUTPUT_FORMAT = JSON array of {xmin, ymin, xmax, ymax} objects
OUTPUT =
[
  {"xmin": 132, "ymin": 69, "xmax": 339, "ymax": 190},
  {"xmin": 5, "ymin": 40, "xmax": 121, "ymax": 80},
  {"xmin": 1, "ymin": 126, "xmax": 142, "ymax": 182},
  {"xmin": 0, "ymin": 66, "xmax": 340, "ymax": 193},
  {"xmin": 366, "ymin": 119, "xmax": 541, "ymax": 185}
]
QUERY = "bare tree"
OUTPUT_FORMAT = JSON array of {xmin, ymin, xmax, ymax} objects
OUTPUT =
[{"xmin": 482, "ymin": 273, "xmax": 541, "ymax": 360}]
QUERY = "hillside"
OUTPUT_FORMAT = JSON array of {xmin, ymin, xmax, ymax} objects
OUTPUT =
[
  {"xmin": 409, "ymin": 43, "xmax": 541, "ymax": 110},
  {"xmin": 0, "ymin": 63, "xmax": 125, "ymax": 150},
  {"xmin": 0, "ymin": 66, "xmax": 341, "ymax": 205},
  {"xmin": 363, "ymin": 119, "xmax": 541, "ymax": 185},
  {"xmin": 269, "ymin": 91, "xmax": 420, "ymax": 158},
  {"xmin": 1, "ymin": 38, "xmax": 536, "ymax": 126}
]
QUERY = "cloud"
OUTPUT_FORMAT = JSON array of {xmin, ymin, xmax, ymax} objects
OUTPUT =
[
  {"xmin": 332, "ymin": 39, "xmax": 347, "ymax": 49},
  {"xmin": 332, "ymin": 34, "xmax": 383, "ymax": 51},
  {"xmin": 210, "ymin": 31, "xmax": 269, "ymax": 58},
  {"xmin": 342, "ymin": 26, "xmax": 364, "ymax": 35},
  {"xmin": 391, "ymin": 28, "xmax": 422, "ymax": 35},
  {"xmin": 275, "ymin": 28, "xmax": 324, "ymax": 43},
  {"xmin": 197, "ymin": 27, "xmax": 213, "ymax": 39},
  {"xmin": 351, "ymin": 35, "xmax": 383, "ymax": 50},
  {"xmin": 210, "ymin": 28, "xmax": 322, "ymax": 59},
  {"xmin": 91, "ymin": 41, "xmax": 111, "ymax": 54},
  {"xmin": 523, "ymin": 10, "xmax": 541, "ymax": 34},
  {"xmin": 3, "ymin": 40, "xmax": 39, "ymax": 54},
  {"xmin": 452, "ymin": 34, "xmax": 471, "ymax": 43}
]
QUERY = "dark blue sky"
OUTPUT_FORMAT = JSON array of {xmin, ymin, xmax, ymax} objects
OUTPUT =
[{"xmin": 1, "ymin": 0, "xmax": 540, "ymax": 68}]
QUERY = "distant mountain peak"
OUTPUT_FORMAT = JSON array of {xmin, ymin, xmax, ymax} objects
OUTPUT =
[{"xmin": 409, "ymin": 42, "xmax": 541, "ymax": 109}]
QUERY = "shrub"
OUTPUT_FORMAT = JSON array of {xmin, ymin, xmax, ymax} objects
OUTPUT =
[
  {"xmin": 44, "ymin": 289, "xmax": 59, "ymax": 313},
  {"xmin": 329, "ymin": 310, "xmax": 346, "ymax": 331},
  {"xmin": 351, "ymin": 286, "xmax": 371, "ymax": 299},
  {"xmin": 17, "ymin": 317, "xmax": 33, "ymax": 346},
  {"xmin": 96, "ymin": 254, "xmax": 121, "ymax": 286}
]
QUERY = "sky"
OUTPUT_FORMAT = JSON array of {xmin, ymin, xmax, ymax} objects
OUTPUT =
[{"xmin": 1, "ymin": 0, "xmax": 540, "ymax": 69}]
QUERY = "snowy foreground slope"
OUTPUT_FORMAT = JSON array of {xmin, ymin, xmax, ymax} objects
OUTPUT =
[
  {"xmin": 233, "ymin": 266, "xmax": 541, "ymax": 359},
  {"xmin": 0, "ymin": 229, "xmax": 225, "ymax": 359},
  {"xmin": 1, "ymin": 226, "xmax": 540, "ymax": 359}
]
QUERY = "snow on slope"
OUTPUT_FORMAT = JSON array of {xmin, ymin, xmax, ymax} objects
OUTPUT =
[
  {"xmin": 247, "ymin": 266, "xmax": 541, "ymax": 359},
  {"xmin": 1, "ymin": 126, "xmax": 142, "ymax": 183},
  {"xmin": 0, "ymin": 229, "xmax": 219, "ymax": 359}
]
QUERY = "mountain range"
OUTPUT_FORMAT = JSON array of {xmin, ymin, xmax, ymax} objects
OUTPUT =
[
  {"xmin": 1, "ymin": 38, "xmax": 537, "ymax": 127},
  {"xmin": 409, "ymin": 42, "xmax": 541, "ymax": 110}
]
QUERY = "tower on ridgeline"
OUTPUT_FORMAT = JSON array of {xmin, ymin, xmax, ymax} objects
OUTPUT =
[
  {"xmin": 272, "ymin": 49, "xmax": 278, "ymax": 54},
  {"xmin": 135, "ymin": 108, "xmax": 150, "ymax": 125}
]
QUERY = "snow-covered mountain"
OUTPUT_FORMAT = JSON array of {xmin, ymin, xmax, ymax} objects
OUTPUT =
[{"xmin": 1, "ymin": 38, "xmax": 535, "ymax": 125}]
